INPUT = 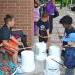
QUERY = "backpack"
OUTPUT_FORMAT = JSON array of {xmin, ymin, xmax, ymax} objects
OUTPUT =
[
  {"xmin": 71, "ymin": 6, "xmax": 75, "ymax": 11},
  {"xmin": 64, "ymin": 47, "xmax": 75, "ymax": 69}
]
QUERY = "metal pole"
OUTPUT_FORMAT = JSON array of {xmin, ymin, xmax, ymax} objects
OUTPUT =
[
  {"xmin": 60, "ymin": 0, "xmax": 63, "ymax": 9},
  {"xmin": 71, "ymin": 0, "xmax": 73, "ymax": 5},
  {"xmin": 66, "ymin": 0, "xmax": 68, "ymax": 7}
]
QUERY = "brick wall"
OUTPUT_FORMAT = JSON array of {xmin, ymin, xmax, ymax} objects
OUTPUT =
[{"xmin": 0, "ymin": 0, "xmax": 34, "ymax": 44}]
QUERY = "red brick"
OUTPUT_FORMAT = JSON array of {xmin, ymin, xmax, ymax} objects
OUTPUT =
[{"xmin": 0, "ymin": 0, "xmax": 34, "ymax": 44}]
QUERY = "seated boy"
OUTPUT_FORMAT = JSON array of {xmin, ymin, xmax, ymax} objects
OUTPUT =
[{"xmin": 0, "ymin": 14, "xmax": 20, "ymax": 64}]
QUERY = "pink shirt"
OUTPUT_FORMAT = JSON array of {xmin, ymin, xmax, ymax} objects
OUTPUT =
[{"xmin": 34, "ymin": 7, "xmax": 40, "ymax": 22}]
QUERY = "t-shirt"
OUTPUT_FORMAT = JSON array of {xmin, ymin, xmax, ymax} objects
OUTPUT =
[
  {"xmin": 34, "ymin": 7, "xmax": 40, "ymax": 22},
  {"xmin": 65, "ymin": 27, "xmax": 75, "ymax": 36},
  {"xmin": 63, "ymin": 27, "xmax": 75, "ymax": 46},
  {"xmin": 37, "ymin": 19, "xmax": 49, "ymax": 36},
  {"xmin": 0, "ymin": 25, "xmax": 11, "ymax": 41},
  {"xmin": 46, "ymin": 1, "xmax": 55, "ymax": 15}
]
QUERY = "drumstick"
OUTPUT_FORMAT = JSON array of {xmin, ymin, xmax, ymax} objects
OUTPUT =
[
  {"xmin": 51, "ymin": 58, "xmax": 66, "ymax": 68},
  {"xmin": 20, "ymin": 46, "xmax": 32, "ymax": 50},
  {"xmin": 18, "ymin": 46, "xmax": 32, "ymax": 56},
  {"xmin": 5, "ymin": 46, "xmax": 32, "ymax": 54}
]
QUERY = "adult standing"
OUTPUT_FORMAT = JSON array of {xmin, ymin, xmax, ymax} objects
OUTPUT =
[{"xmin": 45, "ymin": 0, "xmax": 56, "ymax": 34}]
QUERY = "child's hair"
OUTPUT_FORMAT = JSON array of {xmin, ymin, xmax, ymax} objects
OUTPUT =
[
  {"xmin": 59, "ymin": 15, "xmax": 72, "ymax": 25},
  {"xmin": 34, "ymin": 0, "xmax": 39, "ymax": 8},
  {"xmin": 41, "ymin": 12, "xmax": 49, "ymax": 18},
  {"xmin": 4, "ymin": 14, "xmax": 15, "ymax": 24}
]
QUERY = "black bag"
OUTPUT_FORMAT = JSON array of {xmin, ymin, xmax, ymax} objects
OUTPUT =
[
  {"xmin": 53, "ymin": 9, "xmax": 59, "ymax": 18},
  {"xmin": 71, "ymin": 6, "xmax": 75, "ymax": 11}
]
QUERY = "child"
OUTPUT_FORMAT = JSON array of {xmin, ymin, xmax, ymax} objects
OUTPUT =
[
  {"xmin": 59, "ymin": 15, "xmax": 75, "ymax": 47},
  {"xmin": 45, "ymin": 0, "xmax": 56, "ymax": 34},
  {"xmin": 37, "ymin": 13, "xmax": 50, "ymax": 47},
  {"xmin": 62, "ymin": 33, "xmax": 75, "ymax": 75},
  {"xmin": 34, "ymin": 0, "xmax": 45, "ymax": 36},
  {"xmin": 34, "ymin": 1, "xmax": 40, "ymax": 36},
  {"xmin": 0, "ymin": 14, "xmax": 20, "ymax": 64}
]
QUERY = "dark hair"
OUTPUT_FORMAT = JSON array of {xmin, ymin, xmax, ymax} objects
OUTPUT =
[
  {"xmin": 4, "ymin": 14, "xmax": 15, "ymax": 24},
  {"xmin": 34, "ymin": 0, "xmax": 39, "ymax": 8},
  {"xmin": 59, "ymin": 15, "xmax": 72, "ymax": 25}
]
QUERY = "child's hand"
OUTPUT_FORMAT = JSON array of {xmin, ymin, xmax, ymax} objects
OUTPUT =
[
  {"xmin": 59, "ymin": 36, "xmax": 63, "ymax": 39},
  {"xmin": 39, "ymin": 36, "xmax": 48, "ymax": 38},
  {"xmin": 8, "ymin": 48, "xmax": 18, "ymax": 53},
  {"xmin": 14, "ymin": 47, "xmax": 19, "ymax": 51},
  {"xmin": 43, "ymin": 36, "xmax": 48, "ymax": 38},
  {"xmin": 10, "ymin": 47, "xmax": 19, "ymax": 52},
  {"xmin": 39, "ymin": 35, "xmax": 45, "ymax": 38},
  {"xmin": 19, "ymin": 42, "xmax": 23, "ymax": 46}
]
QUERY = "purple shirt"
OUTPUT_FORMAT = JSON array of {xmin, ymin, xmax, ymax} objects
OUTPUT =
[{"xmin": 46, "ymin": 1, "xmax": 56, "ymax": 15}]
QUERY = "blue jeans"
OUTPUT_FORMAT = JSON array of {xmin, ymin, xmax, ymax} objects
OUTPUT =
[{"xmin": 65, "ymin": 68, "xmax": 74, "ymax": 75}]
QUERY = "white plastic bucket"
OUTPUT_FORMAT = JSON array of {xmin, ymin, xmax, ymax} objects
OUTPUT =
[
  {"xmin": 21, "ymin": 50, "xmax": 35, "ymax": 72},
  {"xmin": 45, "ymin": 56, "xmax": 61, "ymax": 75},
  {"xmin": 49, "ymin": 45, "xmax": 61, "ymax": 57},
  {"xmin": 35, "ymin": 42, "xmax": 47, "ymax": 60}
]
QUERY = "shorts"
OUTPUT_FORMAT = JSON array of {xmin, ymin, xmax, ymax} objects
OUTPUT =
[{"xmin": 39, "ymin": 36, "xmax": 48, "ymax": 43}]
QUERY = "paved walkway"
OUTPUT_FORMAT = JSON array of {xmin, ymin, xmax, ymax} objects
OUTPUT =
[{"xmin": 34, "ymin": 7, "xmax": 75, "ymax": 46}]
